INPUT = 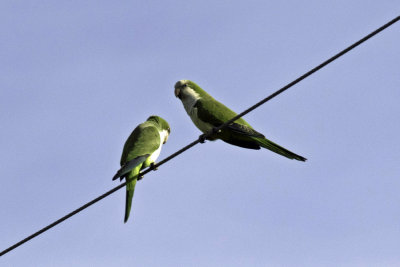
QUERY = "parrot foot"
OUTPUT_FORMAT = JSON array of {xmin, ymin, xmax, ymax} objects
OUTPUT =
[
  {"xmin": 199, "ymin": 127, "xmax": 220, "ymax": 143},
  {"xmin": 149, "ymin": 162, "xmax": 158, "ymax": 171},
  {"xmin": 137, "ymin": 174, "xmax": 144, "ymax": 181},
  {"xmin": 198, "ymin": 134, "xmax": 207, "ymax": 143}
]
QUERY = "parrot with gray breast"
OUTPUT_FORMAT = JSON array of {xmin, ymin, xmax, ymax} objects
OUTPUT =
[{"xmin": 174, "ymin": 80, "xmax": 306, "ymax": 161}]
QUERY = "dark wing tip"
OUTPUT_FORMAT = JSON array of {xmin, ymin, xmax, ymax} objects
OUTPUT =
[
  {"xmin": 112, "ymin": 172, "xmax": 121, "ymax": 180},
  {"xmin": 295, "ymin": 156, "xmax": 307, "ymax": 162},
  {"xmin": 227, "ymin": 123, "xmax": 265, "ymax": 138}
]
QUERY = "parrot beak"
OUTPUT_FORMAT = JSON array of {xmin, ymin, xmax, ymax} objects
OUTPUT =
[{"xmin": 174, "ymin": 88, "xmax": 181, "ymax": 98}]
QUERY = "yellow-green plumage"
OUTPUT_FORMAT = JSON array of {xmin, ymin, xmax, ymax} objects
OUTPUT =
[{"xmin": 113, "ymin": 116, "xmax": 170, "ymax": 223}]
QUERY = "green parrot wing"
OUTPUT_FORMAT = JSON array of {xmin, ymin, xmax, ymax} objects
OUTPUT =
[
  {"xmin": 227, "ymin": 123, "xmax": 265, "ymax": 138},
  {"xmin": 120, "ymin": 122, "xmax": 161, "ymax": 165},
  {"xmin": 112, "ymin": 155, "xmax": 149, "ymax": 180},
  {"xmin": 194, "ymin": 99, "xmax": 264, "ymax": 137}
]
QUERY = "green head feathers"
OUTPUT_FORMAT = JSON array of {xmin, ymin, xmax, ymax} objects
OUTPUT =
[
  {"xmin": 147, "ymin": 115, "xmax": 171, "ymax": 133},
  {"xmin": 174, "ymin": 80, "xmax": 211, "ymax": 99}
]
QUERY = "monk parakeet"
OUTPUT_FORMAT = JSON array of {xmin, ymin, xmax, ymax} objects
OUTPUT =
[
  {"xmin": 113, "ymin": 115, "xmax": 171, "ymax": 223},
  {"xmin": 174, "ymin": 80, "xmax": 306, "ymax": 161}
]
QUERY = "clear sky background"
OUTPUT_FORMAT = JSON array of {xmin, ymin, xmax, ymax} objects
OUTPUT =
[{"xmin": 1, "ymin": 1, "xmax": 399, "ymax": 266}]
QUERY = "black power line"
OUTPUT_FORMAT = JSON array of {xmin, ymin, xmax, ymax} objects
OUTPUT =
[{"xmin": 1, "ymin": 15, "xmax": 399, "ymax": 258}]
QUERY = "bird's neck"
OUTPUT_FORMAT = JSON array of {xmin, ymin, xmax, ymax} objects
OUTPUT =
[
  {"xmin": 182, "ymin": 87, "xmax": 201, "ymax": 115},
  {"xmin": 159, "ymin": 129, "xmax": 169, "ymax": 144}
]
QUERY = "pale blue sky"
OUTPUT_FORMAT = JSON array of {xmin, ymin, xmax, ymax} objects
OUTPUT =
[{"xmin": 1, "ymin": 1, "xmax": 400, "ymax": 266}]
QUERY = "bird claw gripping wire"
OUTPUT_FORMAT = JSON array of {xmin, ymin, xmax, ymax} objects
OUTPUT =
[
  {"xmin": 198, "ymin": 134, "xmax": 207, "ymax": 143},
  {"xmin": 149, "ymin": 162, "xmax": 158, "ymax": 171},
  {"xmin": 199, "ymin": 127, "xmax": 221, "ymax": 144}
]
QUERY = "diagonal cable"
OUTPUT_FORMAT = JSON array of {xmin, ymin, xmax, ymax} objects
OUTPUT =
[{"xmin": 1, "ymin": 15, "xmax": 399, "ymax": 257}]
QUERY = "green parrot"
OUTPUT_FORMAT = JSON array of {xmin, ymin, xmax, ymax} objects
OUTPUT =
[
  {"xmin": 113, "ymin": 115, "xmax": 171, "ymax": 223},
  {"xmin": 174, "ymin": 80, "xmax": 306, "ymax": 161}
]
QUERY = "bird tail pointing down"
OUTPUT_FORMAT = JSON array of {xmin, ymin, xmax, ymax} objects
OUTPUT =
[{"xmin": 124, "ymin": 177, "xmax": 137, "ymax": 223}]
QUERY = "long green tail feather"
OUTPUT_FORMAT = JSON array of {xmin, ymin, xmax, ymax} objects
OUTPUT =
[
  {"xmin": 124, "ymin": 178, "xmax": 137, "ymax": 223},
  {"xmin": 254, "ymin": 137, "xmax": 307, "ymax": 161}
]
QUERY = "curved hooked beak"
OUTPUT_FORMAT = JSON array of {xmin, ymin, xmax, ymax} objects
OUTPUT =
[{"xmin": 174, "ymin": 87, "xmax": 180, "ymax": 98}]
